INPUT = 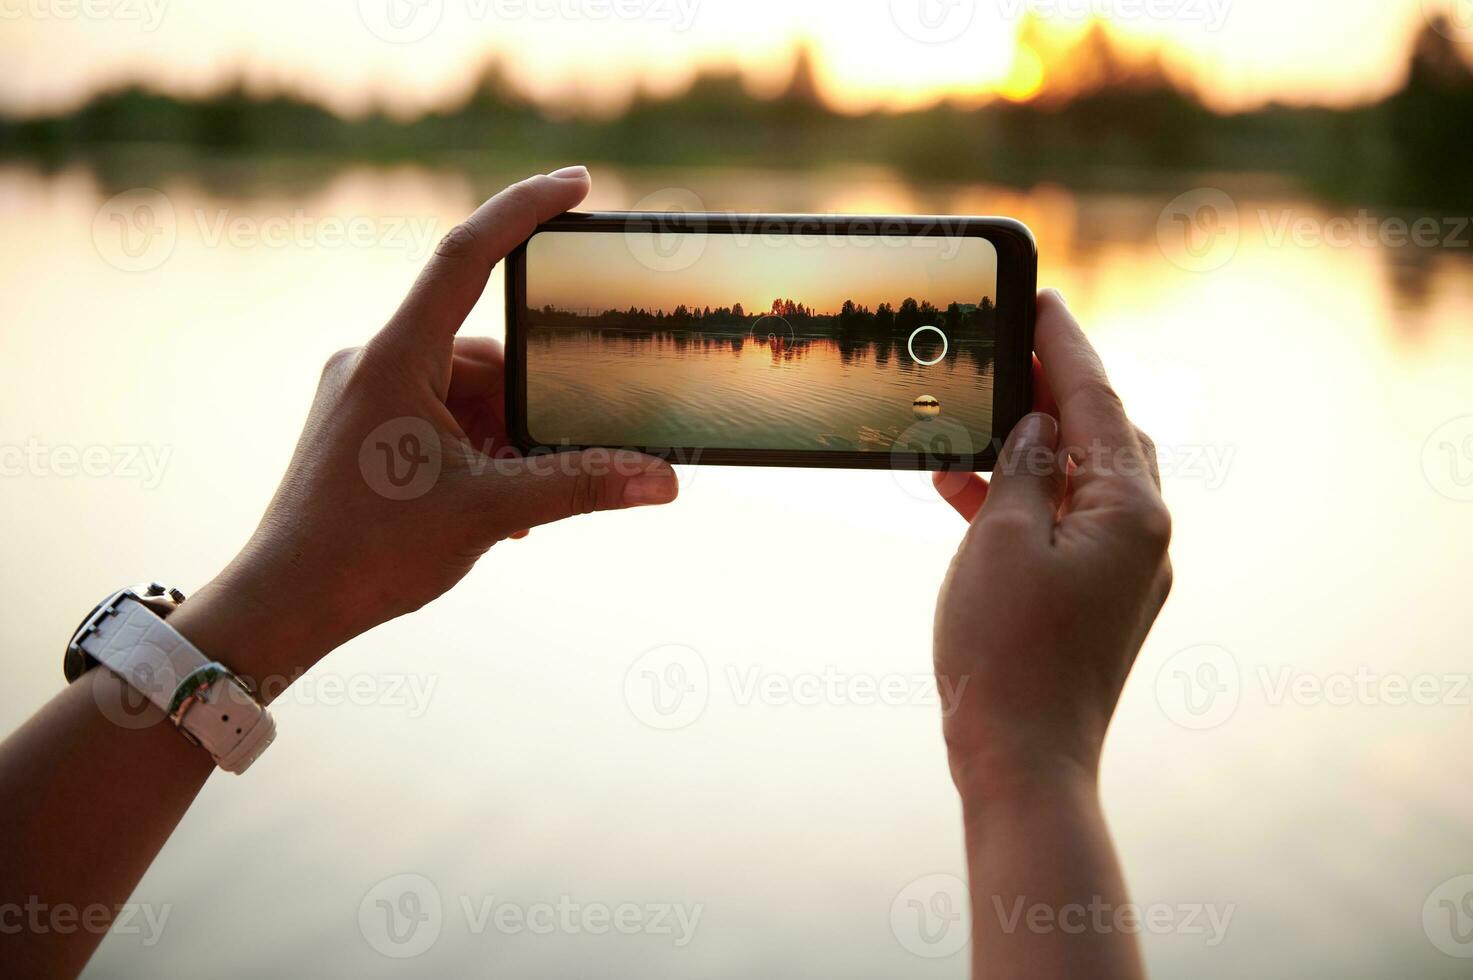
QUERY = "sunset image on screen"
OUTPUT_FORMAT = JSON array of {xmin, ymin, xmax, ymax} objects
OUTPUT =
[{"xmin": 523, "ymin": 230, "xmax": 1001, "ymax": 455}]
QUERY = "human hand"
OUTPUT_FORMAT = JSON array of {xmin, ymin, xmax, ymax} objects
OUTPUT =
[
  {"xmin": 931, "ymin": 290, "xmax": 1172, "ymax": 795},
  {"xmin": 168, "ymin": 167, "xmax": 679, "ymax": 693}
]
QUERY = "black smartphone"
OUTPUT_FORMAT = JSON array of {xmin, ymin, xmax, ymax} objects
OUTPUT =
[{"xmin": 505, "ymin": 211, "xmax": 1036, "ymax": 471}]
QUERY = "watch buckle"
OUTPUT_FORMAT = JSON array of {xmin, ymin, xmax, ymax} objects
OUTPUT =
[{"xmin": 167, "ymin": 662, "xmax": 259, "ymax": 741}]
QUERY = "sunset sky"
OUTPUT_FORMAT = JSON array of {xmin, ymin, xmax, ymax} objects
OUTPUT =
[
  {"xmin": 0, "ymin": 0, "xmax": 1463, "ymax": 117},
  {"xmin": 525, "ymin": 230, "xmax": 998, "ymax": 314}
]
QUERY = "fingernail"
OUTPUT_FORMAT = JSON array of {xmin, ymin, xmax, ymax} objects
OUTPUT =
[
  {"xmin": 1011, "ymin": 412, "xmax": 1059, "ymax": 449},
  {"xmin": 624, "ymin": 471, "xmax": 677, "ymax": 506},
  {"xmin": 1044, "ymin": 288, "xmax": 1067, "ymax": 306},
  {"xmin": 548, "ymin": 165, "xmax": 589, "ymax": 180}
]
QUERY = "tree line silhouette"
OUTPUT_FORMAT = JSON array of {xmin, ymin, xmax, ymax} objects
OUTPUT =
[
  {"xmin": 3, "ymin": 18, "xmax": 1470, "ymax": 207},
  {"xmin": 530, "ymin": 295, "xmax": 998, "ymax": 340}
]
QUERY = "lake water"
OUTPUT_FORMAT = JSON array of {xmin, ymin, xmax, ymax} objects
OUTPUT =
[
  {"xmin": 2, "ymin": 159, "xmax": 1472, "ymax": 979},
  {"xmin": 525, "ymin": 327, "xmax": 995, "ymax": 453}
]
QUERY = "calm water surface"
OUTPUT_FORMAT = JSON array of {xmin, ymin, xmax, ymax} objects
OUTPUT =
[
  {"xmin": 526, "ymin": 328, "xmax": 995, "ymax": 452},
  {"xmin": 1, "ymin": 161, "xmax": 1472, "ymax": 979}
]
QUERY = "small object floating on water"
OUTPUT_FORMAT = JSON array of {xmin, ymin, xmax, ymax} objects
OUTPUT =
[{"xmin": 913, "ymin": 395, "xmax": 942, "ymax": 420}]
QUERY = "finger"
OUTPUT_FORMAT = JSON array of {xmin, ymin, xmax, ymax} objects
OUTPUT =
[
  {"xmin": 377, "ymin": 168, "xmax": 591, "ymax": 354},
  {"xmin": 1030, "ymin": 354, "xmax": 1058, "ymax": 417},
  {"xmin": 978, "ymin": 412, "xmax": 1065, "ymax": 533},
  {"xmin": 453, "ymin": 336, "xmax": 504, "ymax": 366},
  {"xmin": 464, "ymin": 449, "xmax": 678, "ymax": 534},
  {"xmin": 448, "ymin": 337, "xmax": 505, "ymax": 402},
  {"xmin": 1033, "ymin": 290, "xmax": 1138, "ymax": 456},
  {"xmin": 933, "ymin": 471, "xmax": 990, "ymax": 523}
]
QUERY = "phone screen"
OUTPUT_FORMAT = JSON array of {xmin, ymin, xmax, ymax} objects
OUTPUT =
[{"xmin": 518, "ymin": 224, "xmax": 1007, "ymax": 463}]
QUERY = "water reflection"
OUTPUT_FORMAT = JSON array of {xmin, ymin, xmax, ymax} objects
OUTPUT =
[{"xmin": 525, "ymin": 326, "xmax": 995, "ymax": 452}]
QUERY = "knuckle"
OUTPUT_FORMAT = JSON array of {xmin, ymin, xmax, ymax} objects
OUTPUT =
[
  {"xmin": 978, "ymin": 509, "xmax": 1037, "ymax": 541},
  {"xmin": 567, "ymin": 470, "xmax": 602, "ymax": 516},
  {"xmin": 321, "ymin": 346, "xmax": 362, "ymax": 381},
  {"xmin": 1158, "ymin": 558, "xmax": 1175, "ymax": 602},
  {"xmin": 1127, "ymin": 497, "xmax": 1173, "ymax": 551},
  {"xmin": 1078, "ymin": 375, "xmax": 1125, "ymax": 412},
  {"xmin": 434, "ymin": 222, "xmax": 480, "ymax": 262}
]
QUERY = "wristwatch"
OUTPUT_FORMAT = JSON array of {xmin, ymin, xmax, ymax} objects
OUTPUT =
[{"xmin": 66, "ymin": 584, "xmax": 276, "ymax": 774}]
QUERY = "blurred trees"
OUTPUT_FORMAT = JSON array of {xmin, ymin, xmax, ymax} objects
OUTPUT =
[{"xmin": 3, "ymin": 23, "xmax": 1471, "ymax": 207}]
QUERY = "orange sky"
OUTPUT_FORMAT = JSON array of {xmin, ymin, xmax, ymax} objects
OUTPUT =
[
  {"xmin": 0, "ymin": 0, "xmax": 1461, "ymax": 117},
  {"xmin": 525, "ymin": 230, "xmax": 998, "ymax": 314}
]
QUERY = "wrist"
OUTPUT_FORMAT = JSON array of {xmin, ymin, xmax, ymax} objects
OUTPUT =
[
  {"xmin": 164, "ymin": 571, "xmax": 338, "ymax": 706},
  {"xmin": 947, "ymin": 736, "xmax": 1100, "ymax": 815}
]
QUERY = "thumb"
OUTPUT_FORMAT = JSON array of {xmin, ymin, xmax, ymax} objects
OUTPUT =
[
  {"xmin": 467, "ymin": 449, "xmax": 679, "ymax": 534},
  {"xmin": 978, "ymin": 412, "xmax": 1064, "ymax": 532}
]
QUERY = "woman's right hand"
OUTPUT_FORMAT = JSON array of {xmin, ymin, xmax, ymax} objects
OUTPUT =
[{"xmin": 931, "ymin": 289, "xmax": 1173, "ymax": 795}]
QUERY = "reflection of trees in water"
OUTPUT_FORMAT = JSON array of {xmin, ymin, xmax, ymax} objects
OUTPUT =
[{"xmin": 529, "ymin": 323, "xmax": 995, "ymax": 372}]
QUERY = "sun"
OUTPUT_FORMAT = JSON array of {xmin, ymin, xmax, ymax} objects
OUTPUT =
[{"xmin": 997, "ymin": 44, "xmax": 1046, "ymax": 102}]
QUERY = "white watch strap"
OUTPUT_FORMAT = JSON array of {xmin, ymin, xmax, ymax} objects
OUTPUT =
[{"xmin": 79, "ymin": 597, "xmax": 276, "ymax": 774}]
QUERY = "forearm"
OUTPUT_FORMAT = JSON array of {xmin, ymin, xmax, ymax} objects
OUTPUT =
[
  {"xmin": 0, "ymin": 579, "xmax": 324, "ymax": 976},
  {"xmin": 956, "ymin": 763, "xmax": 1145, "ymax": 980},
  {"xmin": 0, "ymin": 668, "xmax": 213, "ymax": 976}
]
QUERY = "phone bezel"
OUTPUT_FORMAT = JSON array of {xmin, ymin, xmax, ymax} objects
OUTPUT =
[{"xmin": 504, "ymin": 211, "xmax": 1036, "ymax": 472}]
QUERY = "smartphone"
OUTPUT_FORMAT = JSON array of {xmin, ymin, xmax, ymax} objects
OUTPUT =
[{"xmin": 505, "ymin": 212, "xmax": 1036, "ymax": 471}]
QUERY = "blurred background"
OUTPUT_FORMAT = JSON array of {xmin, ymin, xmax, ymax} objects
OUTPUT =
[{"xmin": 3, "ymin": 1, "xmax": 1473, "ymax": 977}]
